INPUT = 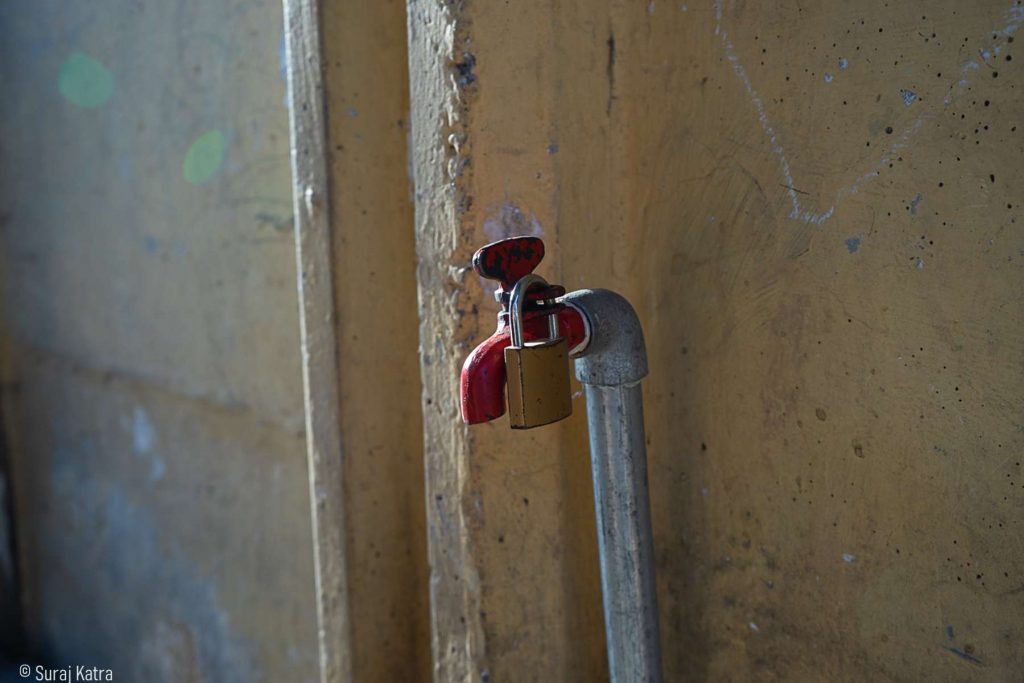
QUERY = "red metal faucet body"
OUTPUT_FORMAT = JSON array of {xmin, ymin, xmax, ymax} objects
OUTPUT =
[
  {"xmin": 460, "ymin": 307, "xmax": 586, "ymax": 423},
  {"xmin": 459, "ymin": 237, "xmax": 587, "ymax": 424}
]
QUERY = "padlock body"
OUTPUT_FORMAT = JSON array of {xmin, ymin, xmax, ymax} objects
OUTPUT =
[{"xmin": 505, "ymin": 337, "xmax": 572, "ymax": 429}]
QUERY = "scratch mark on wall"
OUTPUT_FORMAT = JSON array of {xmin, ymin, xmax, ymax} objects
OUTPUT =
[
  {"xmin": 714, "ymin": 0, "xmax": 831, "ymax": 224},
  {"xmin": 714, "ymin": 1, "xmax": 1024, "ymax": 227},
  {"xmin": 946, "ymin": 647, "xmax": 984, "ymax": 665},
  {"xmin": 944, "ymin": 5, "xmax": 1024, "ymax": 104},
  {"xmin": 606, "ymin": 32, "xmax": 617, "ymax": 114},
  {"xmin": 277, "ymin": 31, "xmax": 288, "ymax": 83}
]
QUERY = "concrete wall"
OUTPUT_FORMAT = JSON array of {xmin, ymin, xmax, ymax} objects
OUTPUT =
[
  {"xmin": 4, "ymin": 0, "xmax": 1022, "ymax": 680},
  {"xmin": 407, "ymin": 0, "xmax": 1024, "ymax": 680},
  {"xmin": 0, "ymin": 1, "xmax": 318, "ymax": 680}
]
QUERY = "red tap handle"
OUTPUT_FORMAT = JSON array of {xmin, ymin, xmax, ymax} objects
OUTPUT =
[
  {"xmin": 473, "ymin": 236, "xmax": 545, "ymax": 292},
  {"xmin": 462, "ymin": 236, "xmax": 588, "ymax": 424}
]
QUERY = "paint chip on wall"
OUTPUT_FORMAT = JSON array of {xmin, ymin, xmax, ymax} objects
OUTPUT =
[
  {"xmin": 910, "ymin": 193, "xmax": 924, "ymax": 215},
  {"xmin": 133, "ymin": 407, "xmax": 156, "ymax": 454}
]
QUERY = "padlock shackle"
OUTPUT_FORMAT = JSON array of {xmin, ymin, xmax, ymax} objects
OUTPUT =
[{"xmin": 508, "ymin": 274, "xmax": 558, "ymax": 347}]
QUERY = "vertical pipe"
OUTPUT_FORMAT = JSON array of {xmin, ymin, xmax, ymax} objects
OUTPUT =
[
  {"xmin": 585, "ymin": 383, "xmax": 662, "ymax": 683},
  {"xmin": 561, "ymin": 288, "xmax": 662, "ymax": 682}
]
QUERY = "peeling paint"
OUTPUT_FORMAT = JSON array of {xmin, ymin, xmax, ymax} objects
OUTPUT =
[
  {"xmin": 482, "ymin": 203, "xmax": 543, "ymax": 243},
  {"xmin": 910, "ymin": 193, "xmax": 923, "ymax": 215},
  {"xmin": 46, "ymin": 463, "xmax": 258, "ymax": 681},
  {"xmin": 132, "ymin": 407, "xmax": 156, "ymax": 454},
  {"xmin": 455, "ymin": 51, "xmax": 477, "ymax": 88}
]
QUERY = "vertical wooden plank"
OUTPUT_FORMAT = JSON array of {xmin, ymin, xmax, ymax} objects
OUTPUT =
[
  {"xmin": 286, "ymin": 1, "xmax": 430, "ymax": 680},
  {"xmin": 283, "ymin": 1, "xmax": 352, "ymax": 680},
  {"xmin": 319, "ymin": 1, "xmax": 432, "ymax": 681}
]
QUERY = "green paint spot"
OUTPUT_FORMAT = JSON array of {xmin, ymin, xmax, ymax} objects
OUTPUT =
[
  {"xmin": 58, "ymin": 52, "xmax": 114, "ymax": 108},
  {"xmin": 182, "ymin": 130, "xmax": 226, "ymax": 184}
]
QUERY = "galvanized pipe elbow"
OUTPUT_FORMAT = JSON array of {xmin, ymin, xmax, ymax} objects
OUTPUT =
[{"xmin": 560, "ymin": 289, "xmax": 648, "ymax": 387}]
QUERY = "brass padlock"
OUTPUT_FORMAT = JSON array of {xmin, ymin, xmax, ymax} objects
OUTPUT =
[{"xmin": 505, "ymin": 274, "xmax": 573, "ymax": 429}]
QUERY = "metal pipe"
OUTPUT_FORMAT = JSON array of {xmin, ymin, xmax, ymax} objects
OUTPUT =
[{"xmin": 561, "ymin": 289, "xmax": 662, "ymax": 683}]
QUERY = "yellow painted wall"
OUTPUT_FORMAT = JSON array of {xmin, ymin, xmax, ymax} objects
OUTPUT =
[
  {"xmin": 408, "ymin": 0, "xmax": 1024, "ymax": 680},
  {"xmin": 2, "ymin": 0, "xmax": 1020, "ymax": 679},
  {"xmin": 0, "ymin": 1, "xmax": 318, "ymax": 679}
]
